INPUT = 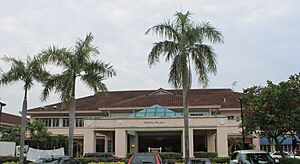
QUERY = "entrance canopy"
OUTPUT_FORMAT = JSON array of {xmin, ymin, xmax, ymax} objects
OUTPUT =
[{"xmin": 130, "ymin": 104, "xmax": 181, "ymax": 118}]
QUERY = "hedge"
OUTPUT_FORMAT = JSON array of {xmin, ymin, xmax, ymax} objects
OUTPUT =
[
  {"xmin": 87, "ymin": 162, "xmax": 125, "ymax": 164},
  {"xmin": 211, "ymin": 157, "xmax": 230, "ymax": 164},
  {"xmin": 159, "ymin": 152, "xmax": 183, "ymax": 159},
  {"xmin": 0, "ymin": 156, "xmax": 19, "ymax": 163},
  {"xmin": 76, "ymin": 157, "xmax": 126, "ymax": 163},
  {"xmin": 279, "ymin": 158, "xmax": 300, "ymax": 164},
  {"xmin": 194, "ymin": 151, "xmax": 218, "ymax": 158}
]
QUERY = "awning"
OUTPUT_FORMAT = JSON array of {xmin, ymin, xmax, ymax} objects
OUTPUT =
[
  {"xmin": 260, "ymin": 136, "xmax": 300, "ymax": 145},
  {"xmin": 129, "ymin": 104, "xmax": 182, "ymax": 118}
]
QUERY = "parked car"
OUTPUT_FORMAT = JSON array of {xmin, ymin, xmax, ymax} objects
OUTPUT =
[
  {"xmin": 128, "ymin": 153, "xmax": 163, "ymax": 164},
  {"xmin": 83, "ymin": 152, "xmax": 121, "ymax": 162},
  {"xmin": 230, "ymin": 150, "xmax": 279, "ymax": 164},
  {"xmin": 35, "ymin": 156, "xmax": 79, "ymax": 164},
  {"xmin": 270, "ymin": 151, "xmax": 297, "ymax": 158},
  {"xmin": 186, "ymin": 158, "xmax": 212, "ymax": 164}
]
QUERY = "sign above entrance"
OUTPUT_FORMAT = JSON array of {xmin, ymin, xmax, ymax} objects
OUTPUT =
[{"xmin": 143, "ymin": 121, "xmax": 165, "ymax": 125}]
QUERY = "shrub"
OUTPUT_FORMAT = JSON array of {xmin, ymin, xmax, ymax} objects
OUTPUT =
[
  {"xmin": 194, "ymin": 152, "xmax": 218, "ymax": 158},
  {"xmin": 87, "ymin": 162, "xmax": 125, "ymax": 164},
  {"xmin": 126, "ymin": 153, "xmax": 132, "ymax": 159},
  {"xmin": 3, "ymin": 162, "xmax": 19, "ymax": 164},
  {"xmin": 210, "ymin": 157, "xmax": 230, "ymax": 164},
  {"xmin": 76, "ymin": 157, "xmax": 127, "ymax": 163},
  {"xmin": 159, "ymin": 152, "xmax": 183, "ymax": 159},
  {"xmin": 279, "ymin": 158, "xmax": 300, "ymax": 164},
  {"xmin": 0, "ymin": 156, "xmax": 19, "ymax": 163}
]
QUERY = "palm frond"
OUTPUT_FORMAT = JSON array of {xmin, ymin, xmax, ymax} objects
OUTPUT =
[
  {"xmin": 41, "ymin": 71, "xmax": 74, "ymax": 102},
  {"xmin": 168, "ymin": 55, "xmax": 183, "ymax": 88},
  {"xmin": 39, "ymin": 46, "xmax": 71, "ymax": 68},
  {"xmin": 197, "ymin": 22, "xmax": 224, "ymax": 44},
  {"xmin": 75, "ymin": 33, "xmax": 99, "ymax": 64},
  {"xmin": 145, "ymin": 21, "xmax": 179, "ymax": 41},
  {"xmin": 82, "ymin": 60, "xmax": 116, "ymax": 78},
  {"xmin": 0, "ymin": 56, "xmax": 26, "ymax": 85},
  {"xmin": 81, "ymin": 73, "xmax": 107, "ymax": 93},
  {"xmin": 174, "ymin": 11, "xmax": 193, "ymax": 32},
  {"xmin": 147, "ymin": 41, "xmax": 179, "ymax": 66},
  {"xmin": 191, "ymin": 44, "xmax": 217, "ymax": 87}
]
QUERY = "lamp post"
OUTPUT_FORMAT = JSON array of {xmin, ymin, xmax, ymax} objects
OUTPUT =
[
  {"xmin": 0, "ymin": 101, "xmax": 6, "ymax": 127},
  {"xmin": 239, "ymin": 97, "xmax": 246, "ymax": 149}
]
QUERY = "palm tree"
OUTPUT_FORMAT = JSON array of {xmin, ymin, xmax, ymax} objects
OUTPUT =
[
  {"xmin": 39, "ymin": 33, "xmax": 116, "ymax": 157},
  {"xmin": 146, "ymin": 11, "xmax": 223, "ymax": 159},
  {"xmin": 0, "ymin": 55, "xmax": 48, "ymax": 163}
]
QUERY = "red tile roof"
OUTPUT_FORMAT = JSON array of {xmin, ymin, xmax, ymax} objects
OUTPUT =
[
  {"xmin": 27, "ymin": 88, "xmax": 242, "ymax": 113},
  {"xmin": 0, "ymin": 112, "xmax": 22, "ymax": 126}
]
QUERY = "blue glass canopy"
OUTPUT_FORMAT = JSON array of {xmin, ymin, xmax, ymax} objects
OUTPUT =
[
  {"xmin": 260, "ymin": 136, "xmax": 300, "ymax": 145},
  {"xmin": 130, "ymin": 104, "xmax": 182, "ymax": 118}
]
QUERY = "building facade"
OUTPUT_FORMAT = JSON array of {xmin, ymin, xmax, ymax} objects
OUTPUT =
[
  {"xmin": 0, "ymin": 112, "xmax": 22, "ymax": 130},
  {"xmin": 27, "ymin": 88, "xmax": 260, "ymax": 157}
]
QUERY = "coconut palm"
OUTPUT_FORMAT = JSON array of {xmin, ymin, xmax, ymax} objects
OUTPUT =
[
  {"xmin": 39, "ymin": 33, "xmax": 116, "ymax": 157},
  {"xmin": 0, "ymin": 55, "xmax": 48, "ymax": 163},
  {"xmin": 146, "ymin": 11, "xmax": 223, "ymax": 159}
]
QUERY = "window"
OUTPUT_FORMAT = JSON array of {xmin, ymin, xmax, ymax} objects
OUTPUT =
[
  {"xmin": 63, "ymin": 118, "xmax": 69, "ymax": 127},
  {"xmin": 40, "ymin": 118, "xmax": 52, "ymax": 127},
  {"xmin": 52, "ymin": 118, "xmax": 60, "ymax": 127},
  {"xmin": 227, "ymin": 116, "xmax": 235, "ymax": 120},
  {"xmin": 275, "ymin": 145, "xmax": 292, "ymax": 152},
  {"xmin": 260, "ymin": 145, "xmax": 271, "ymax": 152},
  {"xmin": 76, "ymin": 118, "xmax": 84, "ymax": 127}
]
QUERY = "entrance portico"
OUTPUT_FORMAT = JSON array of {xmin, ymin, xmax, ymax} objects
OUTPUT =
[{"xmin": 83, "ymin": 116, "xmax": 228, "ymax": 157}]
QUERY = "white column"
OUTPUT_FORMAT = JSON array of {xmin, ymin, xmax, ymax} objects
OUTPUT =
[
  {"xmin": 182, "ymin": 130, "xmax": 185, "ymax": 157},
  {"xmin": 104, "ymin": 135, "xmax": 108, "ymax": 153},
  {"xmin": 216, "ymin": 127, "xmax": 228, "ymax": 157},
  {"xmin": 189, "ymin": 128, "xmax": 194, "ymax": 158},
  {"xmin": 253, "ymin": 137, "xmax": 260, "ymax": 150},
  {"xmin": 115, "ymin": 129, "xmax": 127, "ymax": 157},
  {"xmin": 207, "ymin": 130, "xmax": 216, "ymax": 152},
  {"xmin": 83, "ymin": 129, "xmax": 95, "ymax": 154}
]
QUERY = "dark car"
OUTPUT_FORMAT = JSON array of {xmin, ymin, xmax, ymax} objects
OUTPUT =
[
  {"xmin": 186, "ymin": 158, "xmax": 212, "ymax": 164},
  {"xmin": 83, "ymin": 152, "xmax": 121, "ymax": 162},
  {"xmin": 128, "ymin": 153, "xmax": 163, "ymax": 164}
]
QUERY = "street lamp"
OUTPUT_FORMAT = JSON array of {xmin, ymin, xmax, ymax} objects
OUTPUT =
[
  {"xmin": 239, "ymin": 97, "xmax": 246, "ymax": 149},
  {"xmin": 0, "ymin": 101, "xmax": 6, "ymax": 126}
]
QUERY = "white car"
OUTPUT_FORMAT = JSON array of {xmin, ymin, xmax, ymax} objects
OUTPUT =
[
  {"xmin": 270, "ymin": 151, "xmax": 300, "ymax": 159},
  {"xmin": 230, "ymin": 150, "xmax": 279, "ymax": 164}
]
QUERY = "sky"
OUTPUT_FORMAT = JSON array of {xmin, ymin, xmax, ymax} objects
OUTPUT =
[{"xmin": 0, "ymin": 0, "xmax": 299, "ymax": 116}]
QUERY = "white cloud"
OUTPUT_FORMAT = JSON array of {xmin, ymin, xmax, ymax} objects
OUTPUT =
[{"xmin": 0, "ymin": 0, "xmax": 300, "ymax": 115}]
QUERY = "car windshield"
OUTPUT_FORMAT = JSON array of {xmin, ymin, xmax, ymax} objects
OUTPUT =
[
  {"xmin": 243, "ymin": 153, "xmax": 275, "ymax": 164},
  {"xmin": 132, "ymin": 155, "xmax": 156, "ymax": 163}
]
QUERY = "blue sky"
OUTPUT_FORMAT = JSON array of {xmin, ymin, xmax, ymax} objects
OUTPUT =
[{"xmin": 0, "ymin": 0, "xmax": 299, "ymax": 115}]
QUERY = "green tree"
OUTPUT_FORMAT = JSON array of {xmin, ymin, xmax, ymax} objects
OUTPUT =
[
  {"xmin": 146, "ymin": 11, "xmax": 223, "ymax": 159},
  {"xmin": 27, "ymin": 120, "xmax": 51, "ymax": 148},
  {"xmin": 0, "ymin": 55, "xmax": 48, "ymax": 163},
  {"xmin": 39, "ymin": 33, "xmax": 116, "ymax": 157},
  {"xmin": 243, "ymin": 73, "xmax": 300, "ymax": 157},
  {"xmin": 0, "ymin": 125, "xmax": 21, "ymax": 144},
  {"xmin": 228, "ymin": 138, "xmax": 243, "ymax": 154}
]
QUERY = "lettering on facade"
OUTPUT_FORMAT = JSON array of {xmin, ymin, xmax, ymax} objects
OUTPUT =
[{"xmin": 143, "ymin": 121, "xmax": 165, "ymax": 125}]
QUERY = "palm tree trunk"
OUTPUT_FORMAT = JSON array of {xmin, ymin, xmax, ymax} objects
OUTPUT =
[
  {"xmin": 183, "ymin": 71, "xmax": 190, "ymax": 160},
  {"xmin": 19, "ymin": 88, "xmax": 28, "ymax": 164},
  {"xmin": 68, "ymin": 76, "xmax": 76, "ymax": 157}
]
